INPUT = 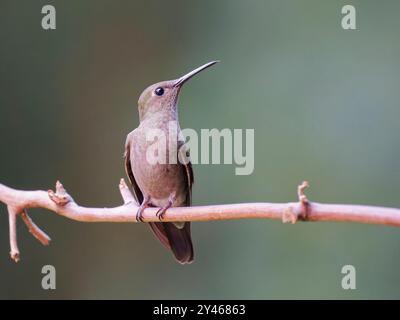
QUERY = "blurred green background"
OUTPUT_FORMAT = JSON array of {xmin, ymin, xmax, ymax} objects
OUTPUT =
[{"xmin": 1, "ymin": 0, "xmax": 400, "ymax": 299}]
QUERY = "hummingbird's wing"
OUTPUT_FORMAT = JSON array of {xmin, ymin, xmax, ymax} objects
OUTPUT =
[
  {"xmin": 124, "ymin": 134, "xmax": 143, "ymax": 204},
  {"xmin": 178, "ymin": 139, "xmax": 194, "ymax": 206}
]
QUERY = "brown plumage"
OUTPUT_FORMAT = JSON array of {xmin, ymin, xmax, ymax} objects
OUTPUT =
[{"xmin": 124, "ymin": 61, "xmax": 218, "ymax": 264}]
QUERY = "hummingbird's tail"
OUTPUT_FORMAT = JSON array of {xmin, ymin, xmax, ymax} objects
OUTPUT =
[{"xmin": 148, "ymin": 222, "xmax": 194, "ymax": 264}]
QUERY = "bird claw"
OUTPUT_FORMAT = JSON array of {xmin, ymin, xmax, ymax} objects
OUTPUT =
[
  {"xmin": 136, "ymin": 196, "xmax": 151, "ymax": 223},
  {"xmin": 156, "ymin": 208, "xmax": 166, "ymax": 221},
  {"xmin": 156, "ymin": 200, "xmax": 173, "ymax": 221},
  {"xmin": 136, "ymin": 209, "xmax": 145, "ymax": 223},
  {"xmin": 135, "ymin": 204, "xmax": 147, "ymax": 223}
]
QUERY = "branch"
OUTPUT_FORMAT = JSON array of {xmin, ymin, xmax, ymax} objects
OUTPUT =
[{"xmin": 1, "ymin": 179, "xmax": 400, "ymax": 262}]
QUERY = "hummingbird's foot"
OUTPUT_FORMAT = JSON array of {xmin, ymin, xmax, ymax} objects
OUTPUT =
[
  {"xmin": 156, "ymin": 200, "xmax": 173, "ymax": 221},
  {"xmin": 136, "ymin": 207, "xmax": 145, "ymax": 222},
  {"xmin": 136, "ymin": 196, "xmax": 150, "ymax": 222}
]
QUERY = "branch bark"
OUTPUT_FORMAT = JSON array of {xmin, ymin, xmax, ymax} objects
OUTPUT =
[{"xmin": 1, "ymin": 179, "xmax": 400, "ymax": 262}]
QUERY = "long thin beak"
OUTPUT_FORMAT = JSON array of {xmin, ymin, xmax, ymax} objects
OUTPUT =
[{"xmin": 173, "ymin": 60, "xmax": 219, "ymax": 87}]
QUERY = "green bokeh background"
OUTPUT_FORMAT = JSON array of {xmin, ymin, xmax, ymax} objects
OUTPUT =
[{"xmin": 1, "ymin": 0, "xmax": 400, "ymax": 299}]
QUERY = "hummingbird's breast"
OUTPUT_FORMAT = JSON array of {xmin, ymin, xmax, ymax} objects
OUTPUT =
[{"xmin": 129, "ymin": 121, "xmax": 188, "ymax": 208}]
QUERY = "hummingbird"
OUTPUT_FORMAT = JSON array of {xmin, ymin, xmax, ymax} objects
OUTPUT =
[{"xmin": 124, "ymin": 61, "xmax": 219, "ymax": 264}]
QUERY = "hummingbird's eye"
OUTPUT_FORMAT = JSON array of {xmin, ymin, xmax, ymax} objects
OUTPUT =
[{"xmin": 155, "ymin": 87, "xmax": 164, "ymax": 96}]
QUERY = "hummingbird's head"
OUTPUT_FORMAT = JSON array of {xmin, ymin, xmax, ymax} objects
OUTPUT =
[{"xmin": 138, "ymin": 61, "xmax": 219, "ymax": 121}]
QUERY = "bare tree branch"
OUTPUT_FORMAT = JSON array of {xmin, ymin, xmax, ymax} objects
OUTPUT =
[
  {"xmin": 8, "ymin": 206, "xmax": 20, "ymax": 262},
  {"xmin": 20, "ymin": 210, "xmax": 51, "ymax": 246},
  {"xmin": 1, "ymin": 179, "xmax": 400, "ymax": 262}
]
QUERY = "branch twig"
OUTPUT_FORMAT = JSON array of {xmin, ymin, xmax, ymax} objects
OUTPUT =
[{"xmin": 1, "ymin": 179, "xmax": 400, "ymax": 262}]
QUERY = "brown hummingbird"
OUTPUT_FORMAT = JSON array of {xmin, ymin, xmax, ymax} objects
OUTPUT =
[{"xmin": 124, "ymin": 61, "xmax": 219, "ymax": 264}]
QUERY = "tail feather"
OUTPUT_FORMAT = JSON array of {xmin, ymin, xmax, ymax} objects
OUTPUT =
[
  {"xmin": 148, "ymin": 222, "xmax": 194, "ymax": 264},
  {"xmin": 148, "ymin": 222, "xmax": 171, "ymax": 249}
]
